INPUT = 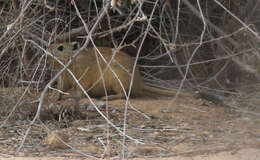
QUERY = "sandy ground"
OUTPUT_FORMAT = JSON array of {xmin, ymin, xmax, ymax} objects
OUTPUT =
[
  {"xmin": 1, "ymin": 148, "xmax": 260, "ymax": 160},
  {"xmin": 0, "ymin": 87, "xmax": 260, "ymax": 159}
]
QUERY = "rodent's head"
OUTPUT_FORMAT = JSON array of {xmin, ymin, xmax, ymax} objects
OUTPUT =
[
  {"xmin": 46, "ymin": 41, "xmax": 80, "ymax": 67},
  {"xmin": 47, "ymin": 41, "xmax": 80, "ymax": 59}
]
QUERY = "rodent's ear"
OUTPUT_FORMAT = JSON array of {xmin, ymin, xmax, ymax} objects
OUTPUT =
[
  {"xmin": 57, "ymin": 45, "xmax": 64, "ymax": 52},
  {"xmin": 72, "ymin": 41, "xmax": 80, "ymax": 51}
]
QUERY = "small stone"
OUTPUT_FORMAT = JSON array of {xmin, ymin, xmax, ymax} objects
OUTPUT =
[{"xmin": 45, "ymin": 130, "xmax": 70, "ymax": 149}]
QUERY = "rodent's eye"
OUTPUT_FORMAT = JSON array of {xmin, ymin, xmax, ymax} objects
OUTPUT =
[
  {"xmin": 57, "ymin": 45, "xmax": 64, "ymax": 51},
  {"xmin": 72, "ymin": 42, "xmax": 79, "ymax": 51}
]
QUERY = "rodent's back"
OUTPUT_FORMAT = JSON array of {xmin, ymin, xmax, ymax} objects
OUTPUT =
[
  {"xmin": 76, "ymin": 47, "xmax": 144, "ymax": 96},
  {"xmin": 47, "ymin": 42, "xmax": 135, "ymax": 68}
]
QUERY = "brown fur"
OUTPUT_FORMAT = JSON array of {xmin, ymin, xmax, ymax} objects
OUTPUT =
[{"xmin": 47, "ymin": 42, "xmax": 191, "ymax": 100}]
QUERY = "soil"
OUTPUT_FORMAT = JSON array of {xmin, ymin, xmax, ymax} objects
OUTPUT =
[{"xmin": 0, "ymin": 86, "xmax": 259, "ymax": 159}]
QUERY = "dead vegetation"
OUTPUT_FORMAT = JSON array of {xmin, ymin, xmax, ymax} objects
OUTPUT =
[{"xmin": 0, "ymin": 0, "xmax": 260, "ymax": 159}]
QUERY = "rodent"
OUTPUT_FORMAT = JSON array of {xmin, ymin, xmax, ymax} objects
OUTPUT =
[{"xmin": 47, "ymin": 42, "xmax": 191, "ymax": 100}]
